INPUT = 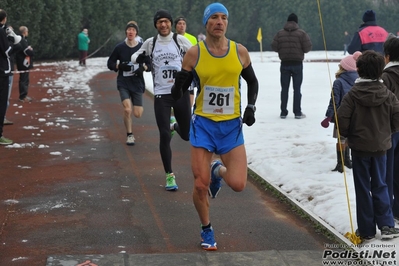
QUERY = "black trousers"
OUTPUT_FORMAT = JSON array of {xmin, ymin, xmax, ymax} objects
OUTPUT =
[
  {"xmin": 154, "ymin": 91, "xmax": 191, "ymax": 173},
  {"xmin": 18, "ymin": 71, "xmax": 30, "ymax": 100},
  {"xmin": 0, "ymin": 75, "xmax": 9, "ymax": 136},
  {"xmin": 79, "ymin": 50, "xmax": 88, "ymax": 65},
  {"xmin": 280, "ymin": 63, "xmax": 303, "ymax": 116}
]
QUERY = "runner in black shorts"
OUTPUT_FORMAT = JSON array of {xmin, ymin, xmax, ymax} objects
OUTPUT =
[{"xmin": 107, "ymin": 21, "xmax": 146, "ymax": 146}]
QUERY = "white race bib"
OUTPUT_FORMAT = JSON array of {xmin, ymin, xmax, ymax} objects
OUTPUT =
[
  {"xmin": 156, "ymin": 65, "xmax": 180, "ymax": 86},
  {"xmin": 202, "ymin": 85, "xmax": 235, "ymax": 114},
  {"xmin": 122, "ymin": 63, "xmax": 140, "ymax": 77}
]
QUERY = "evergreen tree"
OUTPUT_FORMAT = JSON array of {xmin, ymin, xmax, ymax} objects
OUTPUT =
[{"xmin": 1, "ymin": 0, "xmax": 396, "ymax": 60}]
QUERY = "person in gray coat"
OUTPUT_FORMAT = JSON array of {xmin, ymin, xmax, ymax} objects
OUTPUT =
[{"xmin": 271, "ymin": 13, "xmax": 312, "ymax": 119}]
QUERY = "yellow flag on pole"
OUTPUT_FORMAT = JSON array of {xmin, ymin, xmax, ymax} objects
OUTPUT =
[{"xmin": 257, "ymin": 28, "xmax": 262, "ymax": 43}]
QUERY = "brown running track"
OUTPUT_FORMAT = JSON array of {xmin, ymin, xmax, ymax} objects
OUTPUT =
[{"xmin": 0, "ymin": 63, "xmax": 330, "ymax": 266}]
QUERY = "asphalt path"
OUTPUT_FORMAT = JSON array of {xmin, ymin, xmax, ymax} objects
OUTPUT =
[{"xmin": 0, "ymin": 67, "xmax": 333, "ymax": 266}]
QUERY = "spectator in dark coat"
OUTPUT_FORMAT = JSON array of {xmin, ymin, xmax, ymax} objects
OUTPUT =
[
  {"xmin": 271, "ymin": 13, "xmax": 312, "ymax": 119},
  {"xmin": 15, "ymin": 26, "xmax": 34, "ymax": 102},
  {"xmin": 344, "ymin": 31, "xmax": 351, "ymax": 55},
  {"xmin": 0, "ymin": 9, "xmax": 13, "ymax": 145},
  {"xmin": 347, "ymin": 10, "xmax": 388, "ymax": 55},
  {"xmin": 337, "ymin": 50, "xmax": 399, "ymax": 242},
  {"xmin": 382, "ymin": 34, "xmax": 399, "ymax": 220},
  {"xmin": 4, "ymin": 35, "xmax": 21, "ymax": 125}
]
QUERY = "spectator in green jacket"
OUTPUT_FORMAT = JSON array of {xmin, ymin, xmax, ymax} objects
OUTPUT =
[{"xmin": 77, "ymin": 28, "xmax": 90, "ymax": 66}]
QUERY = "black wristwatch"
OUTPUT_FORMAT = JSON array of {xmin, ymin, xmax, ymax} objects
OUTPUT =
[{"xmin": 247, "ymin": 104, "xmax": 256, "ymax": 112}]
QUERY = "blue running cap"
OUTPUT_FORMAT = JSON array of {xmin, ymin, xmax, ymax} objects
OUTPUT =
[{"xmin": 203, "ymin": 2, "xmax": 228, "ymax": 26}]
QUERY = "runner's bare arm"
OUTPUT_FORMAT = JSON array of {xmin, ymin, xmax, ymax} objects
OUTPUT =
[
  {"xmin": 237, "ymin": 43, "xmax": 251, "ymax": 69},
  {"xmin": 181, "ymin": 45, "xmax": 198, "ymax": 72}
]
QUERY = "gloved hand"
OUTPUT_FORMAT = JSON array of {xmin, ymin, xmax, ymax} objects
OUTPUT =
[
  {"xmin": 136, "ymin": 51, "xmax": 151, "ymax": 65},
  {"xmin": 133, "ymin": 65, "xmax": 144, "ymax": 76},
  {"xmin": 321, "ymin": 117, "xmax": 332, "ymax": 128},
  {"xmin": 7, "ymin": 35, "xmax": 15, "ymax": 44},
  {"xmin": 143, "ymin": 56, "xmax": 151, "ymax": 66},
  {"xmin": 143, "ymin": 62, "xmax": 152, "ymax": 72},
  {"xmin": 243, "ymin": 107, "xmax": 255, "ymax": 126},
  {"xmin": 119, "ymin": 62, "xmax": 132, "ymax": 71},
  {"xmin": 171, "ymin": 70, "xmax": 191, "ymax": 100}
]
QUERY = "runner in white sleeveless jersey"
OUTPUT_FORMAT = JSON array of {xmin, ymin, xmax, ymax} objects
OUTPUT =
[{"xmin": 131, "ymin": 9, "xmax": 192, "ymax": 191}]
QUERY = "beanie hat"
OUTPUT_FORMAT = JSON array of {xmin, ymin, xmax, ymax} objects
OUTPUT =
[
  {"xmin": 362, "ymin": 10, "xmax": 376, "ymax": 22},
  {"xmin": 153, "ymin": 9, "xmax": 173, "ymax": 28},
  {"xmin": 340, "ymin": 51, "xmax": 362, "ymax": 72},
  {"xmin": 174, "ymin": 16, "xmax": 186, "ymax": 26},
  {"xmin": 0, "ymin": 10, "xmax": 7, "ymax": 23},
  {"xmin": 287, "ymin": 13, "xmax": 298, "ymax": 24},
  {"xmin": 203, "ymin": 2, "xmax": 229, "ymax": 26},
  {"xmin": 125, "ymin": 21, "xmax": 139, "ymax": 34}
]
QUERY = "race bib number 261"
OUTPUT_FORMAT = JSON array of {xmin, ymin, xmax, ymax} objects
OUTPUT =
[{"xmin": 202, "ymin": 85, "xmax": 234, "ymax": 115}]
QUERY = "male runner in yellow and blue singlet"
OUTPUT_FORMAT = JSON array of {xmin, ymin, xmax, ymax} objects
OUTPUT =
[{"xmin": 171, "ymin": 2, "xmax": 259, "ymax": 251}]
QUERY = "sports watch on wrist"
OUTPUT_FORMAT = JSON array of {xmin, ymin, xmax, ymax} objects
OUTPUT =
[{"xmin": 247, "ymin": 104, "xmax": 256, "ymax": 112}]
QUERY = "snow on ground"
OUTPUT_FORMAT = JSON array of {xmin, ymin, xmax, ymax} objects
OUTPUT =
[{"xmin": 5, "ymin": 51, "xmax": 398, "ymax": 264}]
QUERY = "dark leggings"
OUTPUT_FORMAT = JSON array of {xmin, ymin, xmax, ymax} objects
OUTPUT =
[
  {"xmin": 0, "ymin": 76, "xmax": 9, "ymax": 136},
  {"xmin": 18, "ymin": 72, "xmax": 29, "ymax": 100},
  {"xmin": 154, "ymin": 91, "xmax": 191, "ymax": 173}
]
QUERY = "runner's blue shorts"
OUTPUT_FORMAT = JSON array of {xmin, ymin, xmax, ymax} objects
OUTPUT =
[{"xmin": 190, "ymin": 115, "xmax": 244, "ymax": 155}]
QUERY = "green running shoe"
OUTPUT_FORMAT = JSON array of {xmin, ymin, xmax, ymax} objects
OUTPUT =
[
  {"xmin": 170, "ymin": 116, "xmax": 176, "ymax": 136},
  {"xmin": 0, "ymin": 136, "xmax": 13, "ymax": 145},
  {"xmin": 165, "ymin": 173, "xmax": 178, "ymax": 191}
]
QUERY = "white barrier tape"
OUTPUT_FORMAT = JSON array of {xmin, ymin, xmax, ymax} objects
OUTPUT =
[
  {"xmin": 12, "ymin": 68, "xmax": 54, "ymax": 74},
  {"xmin": 82, "ymin": 34, "xmax": 113, "ymax": 61},
  {"xmin": 12, "ymin": 33, "xmax": 113, "ymax": 73}
]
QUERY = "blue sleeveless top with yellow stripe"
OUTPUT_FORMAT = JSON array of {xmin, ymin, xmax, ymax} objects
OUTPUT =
[{"xmin": 193, "ymin": 40, "xmax": 243, "ymax": 122}]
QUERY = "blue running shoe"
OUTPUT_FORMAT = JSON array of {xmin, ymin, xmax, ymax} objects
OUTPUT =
[
  {"xmin": 209, "ymin": 160, "xmax": 223, "ymax": 198},
  {"xmin": 201, "ymin": 227, "xmax": 217, "ymax": 250}
]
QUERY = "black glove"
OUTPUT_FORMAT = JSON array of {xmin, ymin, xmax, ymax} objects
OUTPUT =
[
  {"xmin": 243, "ymin": 107, "xmax": 255, "ymax": 126},
  {"xmin": 143, "ymin": 56, "xmax": 151, "ymax": 66},
  {"xmin": 144, "ymin": 62, "xmax": 152, "ymax": 72},
  {"xmin": 119, "ymin": 62, "xmax": 132, "ymax": 71},
  {"xmin": 7, "ymin": 35, "xmax": 15, "ymax": 44},
  {"xmin": 136, "ymin": 51, "xmax": 151, "ymax": 65},
  {"xmin": 171, "ymin": 70, "xmax": 192, "ymax": 100},
  {"xmin": 133, "ymin": 65, "xmax": 144, "ymax": 76}
]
